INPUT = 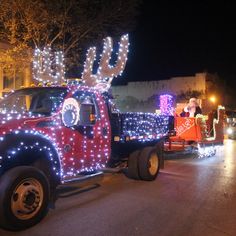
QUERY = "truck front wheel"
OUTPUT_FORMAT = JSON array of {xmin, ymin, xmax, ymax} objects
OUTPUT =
[
  {"xmin": 0, "ymin": 166, "xmax": 49, "ymax": 231},
  {"xmin": 138, "ymin": 147, "xmax": 160, "ymax": 181}
]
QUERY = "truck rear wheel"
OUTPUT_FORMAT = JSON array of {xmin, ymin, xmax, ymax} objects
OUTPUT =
[
  {"xmin": 138, "ymin": 147, "xmax": 160, "ymax": 181},
  {"xmin": 127, "ymin": 150, "xmax": 141, "ymax": 180},
  {"xmin": 0, "ymin": 166, "xmax": 49, "ymax": 231}
]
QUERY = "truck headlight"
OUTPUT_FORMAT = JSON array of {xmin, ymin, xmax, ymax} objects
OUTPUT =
[{"xmin": 227, "ymin": 128, "xmax": 233, "ymax": 135}]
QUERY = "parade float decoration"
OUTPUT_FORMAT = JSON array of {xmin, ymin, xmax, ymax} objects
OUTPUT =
[
  {"xmin": 164, "ymin": 101, "xmax": 225, "ymax": 157},
  {"xmin": 160, "ymin": 94, "xmax": 175, "ymax": 116},
  {"xmin": 0, "ymin": 34, "xmax": 173, "ymax": 231},
  {"xmin": 33, "ymin": 46, "xmax": 65, "ymax": 84},
  {"xmin": 82, "ymin": 34, "xmax": 129, "ymax": 92}
]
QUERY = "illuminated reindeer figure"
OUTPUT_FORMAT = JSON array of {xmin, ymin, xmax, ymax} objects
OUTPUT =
[
  {"xmin": 82, "ymin": 34, "xmax": 129, "ymax": 92},
  {"xmin": 33, "ymin": 46, "xmax": 65, "ymax": 84}
]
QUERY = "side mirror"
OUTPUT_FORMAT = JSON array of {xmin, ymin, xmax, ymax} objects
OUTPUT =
[{"xmin": 79, "ymin": 102, "xmax": 96, "ymax": 126}]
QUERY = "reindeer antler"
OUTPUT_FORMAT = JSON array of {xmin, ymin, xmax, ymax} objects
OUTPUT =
[
  {"xmin": 33, "ymin": 46, "xmax": 65, "ymax": 84},
  {"xmin": 82, "ymin": 34, "xmax": 129, "ymax": 91},
  {"xmin": 81, "ymin": 47, "xmax": 97, "ymax": 87}
]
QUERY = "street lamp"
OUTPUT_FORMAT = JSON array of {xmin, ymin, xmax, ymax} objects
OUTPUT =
[{"xmin": 209, "ymin": 95, "xmax": 216, "ymax": 104}]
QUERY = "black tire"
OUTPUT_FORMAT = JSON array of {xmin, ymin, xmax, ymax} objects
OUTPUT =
[
  {"xmin": 127, "ymin": 150, "xmax": 141, "ymax": 180},
  {"xmin": 138, "ymin": 147, "xmax": 160, "ymax": 181},
  {"xmin": 0, "ymin": 166, "xmax": 50, "ymax": 231},
  {"xmin": 33, "ymin": 158, "xmax": 58, "ymax": 204}
]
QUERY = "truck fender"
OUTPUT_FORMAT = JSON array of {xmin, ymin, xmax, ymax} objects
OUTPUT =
[{"xmin": 0, "ymin": 132, "xmax": 61, "ymax": 183}]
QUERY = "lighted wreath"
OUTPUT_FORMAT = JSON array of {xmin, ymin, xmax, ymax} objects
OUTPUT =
[{"xmin": 62, "ymin": 98, "xmax": 80, "ymax": 127}]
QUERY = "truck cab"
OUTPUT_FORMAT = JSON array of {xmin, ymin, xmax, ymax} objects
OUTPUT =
[{"xmin": 0, "ymin": 85, "xmax": 112, "ymax": 178}]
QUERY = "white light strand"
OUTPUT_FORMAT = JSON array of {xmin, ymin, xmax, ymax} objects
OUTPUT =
[
  {"xmin": 33, "ymin": 46, "xmax": 65, "ymax": 84},
  {"xmin": 82, "ymin": 34, "xmax": 129, "ymax": 92}
]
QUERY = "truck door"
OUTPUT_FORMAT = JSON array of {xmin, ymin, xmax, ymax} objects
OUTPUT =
[{"xmin": 61, "ymin": 90, "xmax": 111, "ymax": 175}]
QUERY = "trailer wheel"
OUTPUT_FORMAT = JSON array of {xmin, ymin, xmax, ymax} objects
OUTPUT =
[
  {"xmin": 138, "ymin": 147, "xmax": 160, "ymax": 181},
  {"xmin": 0, "ymin": 166, "xmax": 49, "ymax": 231},
  {"xmin": 127, "ymin": 150, "xmax": 141, "ymax": 180}
]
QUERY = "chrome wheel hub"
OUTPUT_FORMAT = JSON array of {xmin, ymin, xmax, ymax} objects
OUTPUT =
[
  {"xmin": 148, "ymin": 153, "xmax": 159, "ymax": 176},
  {"xmin": 11, "ymin": 178, "xmax": 43, "ymax": 220}
]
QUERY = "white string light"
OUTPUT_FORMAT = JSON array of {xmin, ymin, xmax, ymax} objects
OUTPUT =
[
  {"xmin": 33, "ymin": 46, "xmax": 65, "ymax": 84},
  {"xmin": 82, "ymin": 34, "xmax": 129, "ymax": 92}
]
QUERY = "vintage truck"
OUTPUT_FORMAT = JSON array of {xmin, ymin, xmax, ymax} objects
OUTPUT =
[{"xmin": 0, "ymin": 84, "xmax": 173, "ymax": 230}]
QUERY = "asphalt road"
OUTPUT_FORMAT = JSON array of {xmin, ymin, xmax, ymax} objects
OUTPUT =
[{"xmin": 1, "ymin": 140, "xmax": 236, "ymax": 236}]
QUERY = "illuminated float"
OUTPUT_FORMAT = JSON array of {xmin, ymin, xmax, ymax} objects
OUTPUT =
[
  {"xmin": 0, "ymin": 34, "xmax": 173, "ymax": 230},
  {"xmin": 160, "ymin": 95, "xmax": 225, "ymax": 157}
]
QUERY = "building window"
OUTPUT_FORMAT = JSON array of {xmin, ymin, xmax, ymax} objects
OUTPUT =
[
  {"xmin": 15, "ymin": 71, "xmax": 24, "ymax": 88},
  {"xmin": 3, "ymin": 68, "xmax": 14, "ymax": 89},
  {"xmin": 3, "ymin": 68, "xmax": 24, "ymax": 90}
]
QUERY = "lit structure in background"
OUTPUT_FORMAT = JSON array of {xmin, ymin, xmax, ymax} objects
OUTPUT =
[
  {"xmin": 82, "ymin": 34, "xmax": 129, "ymax": 92},
  {"xmin": 209, "ymin": 95, "xmax": 216, "ymax": 104},
  {"xmin": 33, "ymin": 46, "xmax": 65, "ymax": 84},
  {"xmin": 160, "ymin": 94, "xmax": 174, "ymax": 116}
]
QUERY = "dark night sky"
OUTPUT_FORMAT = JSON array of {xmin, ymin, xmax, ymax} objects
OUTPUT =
[{"xmin": 114, "ymin": 1, "xmax": 236, "ymax": 86}]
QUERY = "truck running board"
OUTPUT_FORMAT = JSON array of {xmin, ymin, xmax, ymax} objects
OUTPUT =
[{"xmin": 59, "ymin": 171, "xmax": 104, "ymax": 188}]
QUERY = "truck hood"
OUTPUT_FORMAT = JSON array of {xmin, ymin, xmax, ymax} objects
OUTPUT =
[{"xmin": 0, "ymin": 113, "xmax": 45, "ymax": 133}]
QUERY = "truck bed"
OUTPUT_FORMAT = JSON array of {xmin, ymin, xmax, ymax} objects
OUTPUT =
[{"xmin": 110, "ymin": 112, "xmax": 174, "ymax": 142}]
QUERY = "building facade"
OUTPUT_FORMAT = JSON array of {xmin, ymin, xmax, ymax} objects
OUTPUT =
[
  {"xmin": 0, "ymin": 42, "xmax": 32, "ymax": 97},
  {"xmin": 112, "ymin": 73, "xmax": 221, "ymax": 113},
  {"xmin": 112, "ymin": 73, "xmax": 206, "ymax": 101}
]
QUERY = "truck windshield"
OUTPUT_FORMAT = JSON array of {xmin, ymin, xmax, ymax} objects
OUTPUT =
[{"xmin": 0, "ymin": 87, "xmax": 68, "ymax": 115}]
